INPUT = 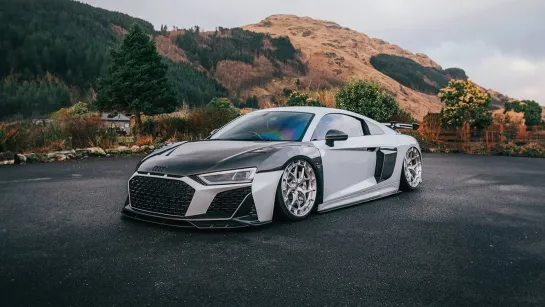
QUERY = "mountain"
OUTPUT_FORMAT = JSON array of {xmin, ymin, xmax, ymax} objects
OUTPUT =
[
  {"xmin": 243, "ymin": 15, "xmax": 515, "ymax": 118},
  {"xmin": 0, "ymin": 2, "xmax": 514, "ymax": 121},
  {"xmin": 0, "ymin": 0, "xmax": 225, "ymax": 119}
]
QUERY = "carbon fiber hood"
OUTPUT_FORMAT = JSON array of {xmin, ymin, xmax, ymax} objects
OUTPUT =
[{"xmin": 136, "ymin": 140, "xmax": 289, "ymax": 176}]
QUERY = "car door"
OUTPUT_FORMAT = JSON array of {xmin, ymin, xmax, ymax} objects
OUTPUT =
[{"xmin": 310, "ymin": 113, "xmax": 377, "ymax": 203}]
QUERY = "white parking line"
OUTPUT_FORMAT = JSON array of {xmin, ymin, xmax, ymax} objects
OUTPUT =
[{"xmin": 0, "ymin": 177, "xmax": 52, "ymax": 184}]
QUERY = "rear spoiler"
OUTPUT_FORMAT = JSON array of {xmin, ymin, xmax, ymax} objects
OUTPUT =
[{"xmin": 382, "ymin": 121, "xmax": 420, "ymax": 131}]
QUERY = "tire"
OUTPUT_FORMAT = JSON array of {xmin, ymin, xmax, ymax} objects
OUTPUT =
[
  {"xmin": 274, "ymin": 159, "xmax": 319, "ymax": 221},
  {"xmin": 400, "ymin": 147, "xmax": 422, "ymax": 191}
]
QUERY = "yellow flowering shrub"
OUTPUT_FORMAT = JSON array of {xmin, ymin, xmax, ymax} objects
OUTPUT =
[{"xmin": 439, "ymin": 79, "xmax": 492, "ymax": 129}]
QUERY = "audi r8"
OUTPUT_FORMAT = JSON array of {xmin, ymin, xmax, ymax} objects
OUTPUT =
[{"xmin": 122, "ymin": 107, "xmax": 423, "ymax": 228}]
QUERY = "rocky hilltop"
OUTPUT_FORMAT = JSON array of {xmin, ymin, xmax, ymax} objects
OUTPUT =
[{"xmin": 242, "ymin": 15, "xmax": 511, "ymax": 119}]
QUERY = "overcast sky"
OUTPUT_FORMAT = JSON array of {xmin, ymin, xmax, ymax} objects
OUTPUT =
[{"xmin": 82, "ymin": 0, "xmax": 545, "ymax": 105}]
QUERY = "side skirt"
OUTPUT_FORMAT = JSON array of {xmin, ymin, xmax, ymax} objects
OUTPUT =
[{"xmin": 317, "ymin": 181, "xmax": 400, "ymax": 213}]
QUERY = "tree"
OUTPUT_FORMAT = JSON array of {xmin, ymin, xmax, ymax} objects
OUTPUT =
[
  {"xmin": 438, "ymin": 79, "xmax": 492, "ymax": 129},
  {"xmin": 96, "ymin": 24, "xmax": 177, "ymax": 136},
  {"xmin": 504, "ymin": 100, "xmax": 543, "ymax": 126},
  {"xmin": 244, "ymin": 95, "xmax": 259, "ymax": 108},
  {"xmin": 335, "ymin": 79, "xmax": 399, "ymax": 122},
  {"xmin": 207, "ymin": 97, "xmax": 240, "ymax": 117},
  {"xmin": 160, "ymin": 24, "xmax": 169, "ymax": 36},
  {"xmin": 286, "ymin": 92, "xmax": 324, "ymax": 107}
]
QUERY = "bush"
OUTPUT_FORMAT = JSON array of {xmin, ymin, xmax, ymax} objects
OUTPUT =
[
  {"xmin": 187, "ymin": 106, "xmax": 239, "ymax": 139},
  {"xmin": 136, "ymin": 136, "xmax": 153, "ymax": 146},
  {"xmin": 439, "ymin": 79, "xmax": 492, "ymax": 129},
  {"xmin": 390, "ymin": 109, "xmax": 417, "ymax": 123},
  {"xmin": 0, "ymin": 122, "xmax": 19, "ymax": 152},
  {"xmin": 504, "ymin": 100, "xmax": 543, "ymax": 126},
  {"xmin": 497, "ymin": 141, "xmax": 521, "ymax": 156},
  {"xmin": 285, "ymin": 91, "xmax": 324, "ymax": 107},
  {"xmin": 136, "ymin": 115, "xmax": 189, "ymax": 142},
  {"xmin": 335, "ymin": 79, "xmax": 400, "ymax": 122},
  {"xmin": 1, "ymin": 105, "xmax": 118, "ymax": 153},
  {"xmin": 520, "ymin": 143, "xmax": 545, "ymax": 157},
  {"xmin": 497, "ymin": 141, "xmax": 544, "ymax": 158}
]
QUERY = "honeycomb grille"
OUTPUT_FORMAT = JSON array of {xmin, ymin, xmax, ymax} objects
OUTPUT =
[
  {"xmin": 129, "ymin": 176, "xmax": 195, "ymax": 216},
  {"xmin": 207, "ymin": 187, "xmax": 252, "ymax": 217}
]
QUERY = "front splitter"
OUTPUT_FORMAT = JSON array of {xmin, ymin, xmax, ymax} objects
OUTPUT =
[{"xmin": 121, "ymin": 206, "xmax": 269, "ymax": 229}]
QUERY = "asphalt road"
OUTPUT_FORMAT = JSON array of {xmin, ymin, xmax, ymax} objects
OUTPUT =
[{"xmin": 1, "ymin": 154, "xmax": 544, "ymax": 307}]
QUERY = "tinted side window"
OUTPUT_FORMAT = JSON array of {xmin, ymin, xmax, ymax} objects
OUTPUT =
[
  {"xmin": 365, "ymin": 120, "xmax": 385, "ymax": 135},
  {"xmin": 311, "ymin": 114, "xmax": 364, "ymax": 140}
]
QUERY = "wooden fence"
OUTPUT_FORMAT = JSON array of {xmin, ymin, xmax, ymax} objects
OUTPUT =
[{"xmin": 418, "ymin": 113, "xmax": 545, "ymax": 153}]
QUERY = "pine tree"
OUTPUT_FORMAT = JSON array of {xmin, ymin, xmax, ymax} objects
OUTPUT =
[{"xmin": 96, "ymin": 24, "xmax": 177, "ymax": 136}]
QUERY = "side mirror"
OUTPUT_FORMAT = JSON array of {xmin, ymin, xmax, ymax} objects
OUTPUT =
[{"xmin": 325, "ymin": 129, "xmax": 348, "ymax": 147}]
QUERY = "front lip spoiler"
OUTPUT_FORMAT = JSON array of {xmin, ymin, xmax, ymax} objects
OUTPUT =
[{"xmin": 121, "ymin": 206, "xmax": 269, "ymax": 229}]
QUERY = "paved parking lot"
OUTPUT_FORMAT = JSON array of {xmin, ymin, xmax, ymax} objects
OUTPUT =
[{"xmin": 1, "ymin": 154, "xmax": 544, "ymax": 306}]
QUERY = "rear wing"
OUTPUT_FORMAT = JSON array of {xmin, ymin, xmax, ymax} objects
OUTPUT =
[{"xmin": 382, "ymin": 121, "xmax": 420, "ymax": 131}]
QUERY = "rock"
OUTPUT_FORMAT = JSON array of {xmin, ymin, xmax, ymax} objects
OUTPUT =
[
  {"xmin": 117, "ymin": 146, "xmax": 132, "ymax": 155},
  {"xmin": 16, "ymin": 154, "xmax": 27, "ymax": 164},
  {"xmin": 26, "ymin": 153, "xmax": 48, "ymax": 163},
  {"xmin": 141, "ymin": 145, "xmax": 155, "ymax": 153},
  {"xmin": 0, "ymin": 151, "xmax": 15, "ymax": 165},
  {"xmin": 131, "ymin": 145, "xmax": 142, "ymax": 153},
  {"xmin": 47, "ymin": 153, "xmax": 57, "ymax": 160},
  {"xmin": 56, "ymin": 150, "xmax": 75, "ymax": 155},
  {"xmin": 105, "ymin": 149, "xmax": 120, "ymax": 155},
  {"xmin": 56, "ymin": 154, "xmax": 68, "ymax": 161},
  {"xmin": 76, "ymin": 149, "xmax": 90, "ymax": 156},
  {"xmin": 0, "ymin": 151, "xmax": 15, "ymax": 161},
  {"xmin": 86, "ymin": 147, "xmax": 106, "ymax": 157}
]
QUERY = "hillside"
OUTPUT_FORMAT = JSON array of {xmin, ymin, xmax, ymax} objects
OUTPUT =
[
  {"xmin": 0, "ymin": 2, "xmax": 517, "ymax": 121},
  {"xmin": 0, "ymin": 0, "xmax": 225, "ymax": 119},
  {"xmin": 243, "ymin": 14, "xmax": 515, "ymax": 119}
]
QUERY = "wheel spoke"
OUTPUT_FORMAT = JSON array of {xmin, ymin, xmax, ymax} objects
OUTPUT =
[
  {"xmin": 280, "ymin": 160, "xmax": 317, "ymax": 217},
  {"xmin": 403, "ymin": 148, "xmax": 422, "ymax": 187}
]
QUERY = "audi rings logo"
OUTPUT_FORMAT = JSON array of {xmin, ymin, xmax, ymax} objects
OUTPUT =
[{"xmin": 152, "ymin": 165, "xmax": 167, "ymax": 172}]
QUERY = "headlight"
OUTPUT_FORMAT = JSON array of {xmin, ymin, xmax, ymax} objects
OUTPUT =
[{"xmin": 198, "ymin": 168, "xmax": 256, "ymax": 185}]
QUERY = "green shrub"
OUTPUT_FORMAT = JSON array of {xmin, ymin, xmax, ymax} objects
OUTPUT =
[
  {"xmin": 139, "ymin": 117, "xmax": 157, "ymax": 136},
  {"xmin": 335, "ymin": 79, "xmax": 400, "ymax": 122},
  {"xmin": 519, "ymin": 143, "xmax": 545, "ymax": 157},
  {"xmin": 285, "ymin": 92, "xmax": 324, "ymax": 107},
  {"xmin": 187, "ymin": 106, "xmax": 239, "ymax": 139},
  {"xmin": 497, "ymin": 141, "xmax": 521, "ymax": 156},
  {"xmin": 390, "ymin": 109, "xmax": 417, "ymax": 123}
]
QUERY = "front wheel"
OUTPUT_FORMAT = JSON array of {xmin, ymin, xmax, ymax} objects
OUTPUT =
[
  {"xmin": 400, "ymin": 147, "xmax": 422, "ymax": 191},
  {"xmin": 274, "ymin": 159, "xmax": 318, "ymax": 221}
]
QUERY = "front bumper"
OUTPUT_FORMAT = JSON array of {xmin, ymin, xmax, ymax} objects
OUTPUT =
[
  {"xmin": 122, "ymin": 200, "xmax": 268, "ymax": 229},
  {"xmin": 121, "ymin": 171, "xmax": 282, "ymax": 229}
]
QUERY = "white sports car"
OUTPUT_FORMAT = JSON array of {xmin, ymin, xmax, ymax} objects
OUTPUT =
[{"xmin": 122, "ymin": 107, "xmax": 423, "ymax": 228}]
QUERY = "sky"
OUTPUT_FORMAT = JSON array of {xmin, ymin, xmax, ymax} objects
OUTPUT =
[{"xmin": 82, "ymin": 0, "xmax": 545, "ymax": 105}]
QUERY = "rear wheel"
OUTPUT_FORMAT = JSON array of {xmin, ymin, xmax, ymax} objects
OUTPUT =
[
  {"xmin": 400, "ymin": 147, "xmax": 422, "ymax": 191},
  {"xmin": 274, "ymin": 159, "xmax": 318, "ymax": 221}
]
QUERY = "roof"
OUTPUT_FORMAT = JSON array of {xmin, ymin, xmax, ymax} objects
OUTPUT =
[
  {"xmin": 249, "ymin": 106, "xmax": 378, "ymax": 122},
  {"xmin": 101, "ymin": 113, "xmax": 130, "ymax": 122}
]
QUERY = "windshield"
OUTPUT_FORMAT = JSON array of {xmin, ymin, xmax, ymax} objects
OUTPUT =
[{"xmin": 211, "ymin": 111, "xmax": 314, "ymax": 141}]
